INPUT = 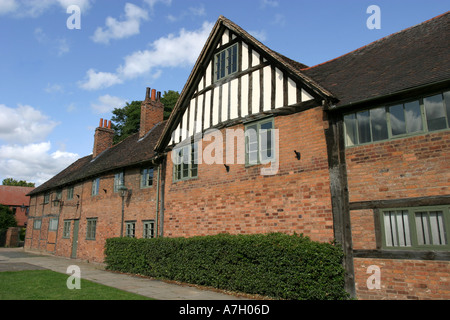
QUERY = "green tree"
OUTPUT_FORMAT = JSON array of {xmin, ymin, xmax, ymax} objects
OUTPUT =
[
  {"xmin": 0, "ymin": 205, "xmax": 17, "ymax": 230},
  {"xmin": 111, "ymin": 101, "xmax": 142, "ymax": 144},
  {"xmin": 2, "ymin": 178, "xmax": 35, "ymax": 187},
  {"xmin": 111, "ymin": 90, "xmax": 179, "ymax": 144},
  {"xmin": 160, "ymin": 90, "xmax": 179, "ymax": 120}
]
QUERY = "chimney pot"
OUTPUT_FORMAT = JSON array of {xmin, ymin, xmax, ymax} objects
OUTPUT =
[
  {"xmin": 146, "ymin": 87, "xmax": 151, "ymax": 100},
  {"xmin": 139, "ymin": 87, "xmax": 164, "ymax": 139},
  {"xmin": 93, "ymin": 118, "xmax": 114, "ymax": 158}
]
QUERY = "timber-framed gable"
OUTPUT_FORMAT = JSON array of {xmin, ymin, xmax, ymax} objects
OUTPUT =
[{"xmin": 155, "ymin": 16, "xmax": 335, "ymax": 152}]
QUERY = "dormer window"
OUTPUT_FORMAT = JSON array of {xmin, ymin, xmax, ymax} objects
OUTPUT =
[{"xmin": 214, "ymin": 43, "xmax": 238, "ymax": 82}]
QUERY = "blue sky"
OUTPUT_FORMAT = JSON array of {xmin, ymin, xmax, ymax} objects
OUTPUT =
[{"xmin": 0, "ymin": 0, "xmax": 448, "ymax": 186}]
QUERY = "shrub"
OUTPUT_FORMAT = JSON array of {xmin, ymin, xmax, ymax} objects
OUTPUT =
[{"xmin": 104, "ymin": 233, "xmax": 349, "ymax": 300}]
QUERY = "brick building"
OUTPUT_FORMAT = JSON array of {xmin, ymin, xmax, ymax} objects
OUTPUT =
[
  {"xmin": 0, "ymin": 185, "xmax": 34, "ymax": 227},
  {"xmin": 25, "ymin": 89, "xmax": 165, "ymax": 260},
  {"xmin": 25, "ymin": 13, "xmax": 449, "ymax": 299}
]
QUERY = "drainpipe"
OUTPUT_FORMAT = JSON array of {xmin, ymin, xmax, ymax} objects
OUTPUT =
[
  {"xmin": 155, "ymin": 164, "xmax": 160, "ymax": 237},
  {"xmin": 159, "ymin": 156, "xmax": 166, "ymax": 237}
]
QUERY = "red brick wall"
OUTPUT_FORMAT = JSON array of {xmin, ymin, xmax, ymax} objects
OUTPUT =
[
  {"xmin": 25, "ymin": 167, "xmax": 158, "ymax": 263},
  {"xmin": 346, "ymin": 130, "xmax": 450, "ymax": 299},
  {"xmin": 346, "ymin": 130, "xmax": 450, "ymax": 203},
  {"xmin": 163, "ymin": 107, "xmax": 335, "ymax": 243},
  {"xmin": 354, "ymin": 258, "xmax": 450, "ymax": 300}
]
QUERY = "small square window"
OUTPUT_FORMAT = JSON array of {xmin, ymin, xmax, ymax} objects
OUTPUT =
[
  {"xmin": 126, "ymin": 221, "xmax": 136, "ymax": 238},
  {"xmin": 86, "ymin": 218, "xmax": 97, "ymax": 240},
  {"xmin": 49, "ymin": 218, "xmax": 59, "ymax": 231},
  {"xmin": 141, "ymin": 168, "xmax": 154, "ymax": 188},
  {"xmin": 143, "ymin": 220, "xmax": 155, "ymax": 239},
  {"xmin": 92, "ymin": 178, "xmax": 100, "ymax": 196},
  {"xmin": 214, "ymin": 43, "xmax": 239, "ymax": 81},
  {"xmin": 33, "ymin": 219, "xmax": 42, "ymax": 230},
  {"xmin": 424, "ymin": 93, "xmax": 448, "ymax": 131},
  {"xmin": 63, "ymin": 220, "xmax": 71, "ymax": 238},
  {"xmin": 245, "ymin": 118, "xmax": 275, "ymax": 166},
  {"xmin": 44, "ymin": 193, "xmax": 50, "ymax": 204},
  {"xmin": 67, "ymin": 186, "xmax": 74, "ymax": 200},
  {"xmin": 173, "ymin": 141, "xmax": 198, "ymax": 182},
  {"xmin": 114, "ymin": 172, "xmax": 124, "ymax": 193}
]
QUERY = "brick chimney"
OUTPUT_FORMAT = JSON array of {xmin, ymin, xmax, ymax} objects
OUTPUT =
[
  {"xmin": 139, "ymin": 88, "xmax": 164, "ymax": 139},
  {"xmin": 93, "ymin": 118, "xmax": 114, "ymax": 158}
]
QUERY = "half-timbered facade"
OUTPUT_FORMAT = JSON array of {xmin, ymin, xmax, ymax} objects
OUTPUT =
[
  {"xmin": 24, "ymin": 13, "xmax": 450, "ymax": 300},
  {"xmin": 155, "ymin": 16, "xmax": 339, "ymax": 245}
]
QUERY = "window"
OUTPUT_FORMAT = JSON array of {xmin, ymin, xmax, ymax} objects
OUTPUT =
[
  {"xmin": 53, "ymin": 190, "xmax": 62, "ymax": 207},
  {"xmin": 91, "ymin": 178, "xmax": 100, "ymax": 196},
  {"xmin": 86, "ymin": 218, "xmax": 97, "ymax": 240},
  {"xmin": 114, "ymin": 172, "xmax": 124, "ymax": 193},
  {"xmin": 344, "ymin": 90, "xmax": 450, "ymax": 146},
  {"xmin": 173, "ymin": 141, "xmax": 198, "ymax": 182},
  {"xmin": 381, "ymin": 206, "xmax": 450, "ymax": 250},
  {"xmin": 63, "ymin": 220, "xmax": 71, "ymax": 238},
  {"xmin": 141, "ymin": 168, "xmax": 154, "ymax": 188},
  {"xmin": 143, "ymin": 220, "xmax": 155, "ymax": 239},
  {"xmin": 389, "ymin": 101, "xmax": 422, "ymax": 136},
  {"xmin": 44, "ymin": 193, "xmax": 50, "ymax": 204},
  {"xmin": 214, "ymin": 43, "xmax": 238, "ymax": 81},
  {"xmin": 245, "ymin": 118, "xmax": 275, "ymax": 165},
  {"xmin": 125, "ymin": 221, "xmax": 136, "ymax": 238},
  {"xmin": 67, "ymin": 186, "xmax": 74, "ymax": 200},
  {"xmin": 49, "ymin": 218, "xmax": 59, "ymax": 231},
  {"xmin": 33, "ymin": 219, "xmax": 41, "ymax": 230},
  {"xmin": 424, "ymin": 93, "xmax": 449, "ymax": 131}
]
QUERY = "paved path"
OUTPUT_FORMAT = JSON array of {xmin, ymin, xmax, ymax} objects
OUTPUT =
[{"xmin": 0, "ymin": 248, "xmax": 249, "ymax": 300}]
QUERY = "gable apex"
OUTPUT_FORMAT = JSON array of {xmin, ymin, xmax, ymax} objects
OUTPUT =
[{"xmin": 155, "ymin": 16, "xmax": 334, "ymax": 152}]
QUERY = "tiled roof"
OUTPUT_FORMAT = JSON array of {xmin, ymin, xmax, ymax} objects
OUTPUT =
[
  {"xmin": 302, "ymin": 11, "xmax": 450, "ymax": 108},
  {"xmin": 28, "ymin": 121, "xmax": 166, "ymax": 196},
  {"xmin": 0, "ymin": 186, "xmax": 34, "ymax": 206}
]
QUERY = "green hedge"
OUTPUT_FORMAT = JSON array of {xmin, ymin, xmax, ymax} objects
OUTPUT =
[{"xmin": 104, "ymin": 233, "xmax": 349, "ymax": 300}]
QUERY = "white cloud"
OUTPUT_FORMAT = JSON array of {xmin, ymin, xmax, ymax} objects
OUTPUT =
[
  {"xmin": 91, "ymin": 95, "xmax": 127, "ymax": 114},
  {"xmin": 80, "ymin": 21, "xmax": 214, "ymax": 90},
  {"xmin": 248, "ymin": 29, "xmax": 267, "ymax": 42},
  {"xmin": 92, "ymin": 3, "xmax": 149, "ymax": 44},
  {"xmin": 0, "ymin": 104, "xmax": 59, "ymax": 144},
  {"xmin": 34, "ymin": 27, "xmax": 70, "ymax": 56},
  {"xmin": 166, "ymin": 5, "xmax": 206, "ymax": 22},
  {"xmin": 0, "ymin": 103, "xmax": 78, "ymax": 186},
  {"xmin": 0, "ymin": 142, "xmax": 79, "ymax": 186},
  {"xmin": 261, "ymin": 0, "xmax": 279, "ymax": 8},
  {"xmin": 144, "ymin": 0, "xmax": 172, "ymax": 9},
  {"xmin": 1, "ymin": 0, "xmax": 92, "ymax": 17},
  {"xmin": 0, "ymin": 0, "xmax": 18, "ymax": 15},
  {"xmin": 79, "ymin": 69, "xmax": 123, "ymax": 91},
  {"xmin": 57, "ymin": 0, "xmax": 91, "ymax": 11},
  {"xmin": 45, "ymin": 83, "xmax": 64, "ymax": 94}
]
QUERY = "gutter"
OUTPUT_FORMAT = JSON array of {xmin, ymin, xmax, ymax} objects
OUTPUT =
[{"xmin": 328, "ymin": 79, "xmax": 450, "ymax": 112}]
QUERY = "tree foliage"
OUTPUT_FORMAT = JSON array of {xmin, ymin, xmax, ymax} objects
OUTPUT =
[
  {"xmin": 111, "ymin": 90, "xmax": 179, "ymax": 144},
  {"xmin": 2, "ymin": 178, "xmax": 35, "ymax": 187},
  {"xmin": 0, "ymin": 205, "xmax": 17, "ymax": 230}
]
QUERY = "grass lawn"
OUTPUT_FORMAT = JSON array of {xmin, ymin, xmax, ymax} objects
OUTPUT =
[{"xmin": 0, "ymin": 270, "xmax": 153, "ymax": 300}]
